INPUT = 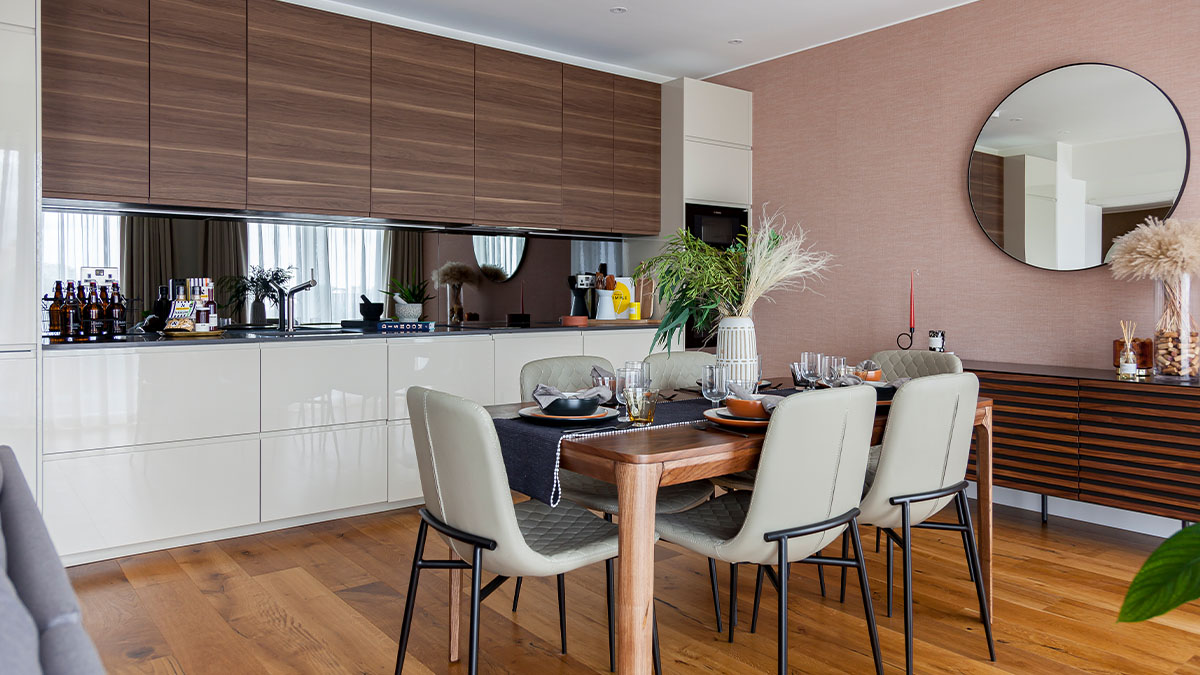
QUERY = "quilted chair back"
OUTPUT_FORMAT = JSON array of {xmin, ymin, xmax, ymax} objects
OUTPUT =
[
  {"xmin": 520, "ymin": 355, "xmax": 614, "ymax": 400},
  {"xmin": 645, "ymin": 351, "xmax": 716, "ymax": 390},
  {"xmin": 871, "ymin": 349, "xmax": 962, "ymax": 381}
]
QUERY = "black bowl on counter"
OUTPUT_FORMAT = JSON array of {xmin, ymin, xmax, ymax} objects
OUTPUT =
[
  {"xmin": 359, "ymin": 302, "xmax": 384, "ymax": 321},
  {"xmin": 542, "ymin": 397, "xmax": 601, "ymax": 417}
]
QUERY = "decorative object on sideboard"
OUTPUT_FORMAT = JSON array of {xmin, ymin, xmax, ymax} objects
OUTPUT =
[
  {"xmin": 897, "ymin": 269, "xmax": 917, "ymax": 349},
  {"xmin": 432, "ymin": 261, "xmax": 480, "ymax": 327},
  {"xmin": 382, "ymin": 274, "xmax": 433, "ymax": 323},
  {"xmin": 507, "ymin": 282, "xmax": 531, "ymax": 328},
  {"xmin": 1112, "ymin": 336, "xmax": 1154, "ymax": 377},
  {"xmin": 1118, "ymin": 320, "xmax": 1139, "ymax": 381},
  {"xmin": 218, "ymin": 266, "xmax": 293, "ymax": 326},
  {"xmin": 929, "ymin": 329, "xmax": 946, "ymax": 352},
  {"xmin": 635, "ymin": 205, "xmax": 832, "ymax": 381},
  {"xmin": 1109, "ymin": 217, "xmax": 1200, "ymax": 380}
]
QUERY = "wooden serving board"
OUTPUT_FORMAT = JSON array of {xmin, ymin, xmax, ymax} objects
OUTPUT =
[{"xmin": 587, "ymin": 319, "xmax": 661, "ymax": 326}]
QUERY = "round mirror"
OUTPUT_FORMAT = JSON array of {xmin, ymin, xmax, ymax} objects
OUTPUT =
[
  {"xmin": 969, "ymin": 63, "xmax": 1189, "ymax": 271},
  {"xmin": 472, "ymin": 234, "xmax": 527, "ymax": 282}
]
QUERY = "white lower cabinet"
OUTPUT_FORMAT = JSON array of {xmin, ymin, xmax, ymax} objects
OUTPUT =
[
  {"xmin": 388, "ymin": 335, "xmax": 495, "ymax": 420},
  {"xmin": 260, "ymin": 341, "xmax": 387, "ymax": 432},
  {"xmin": 260, "ymin": 425, "xmax": 388, "ymax": 522},
  {"xmin": 43, "ymin": 438, "xmax": 260, "ymax": 557},
  {"xmin": 387, "ymin": 422, "xmax": 422, "ymax": 503},
  {"xmin": 493, "ymin": 331, "xmax": 584, "ymax": 404},
  {"xmin": 0, "ymin": 351, "xmax": 36, "ymax": 492},
  {"xmin": 581, "ymin": 329, "xmax": 675, "ymax": 372}
]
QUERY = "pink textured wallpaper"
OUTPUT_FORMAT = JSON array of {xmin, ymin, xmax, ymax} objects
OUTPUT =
[{"xmin": 709, "ymin": 0, "xmax": 1200, "ymax": 372}]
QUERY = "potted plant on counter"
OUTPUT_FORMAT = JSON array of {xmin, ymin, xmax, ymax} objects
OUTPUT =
[
  {"xmin": 218, "ymin": 265, "xmax": 293, "ymax": 325},
  {"xmin": 634, "ymin": 206, "xmax": 833, "ymax": 381},
  {"xmin": 383, "ymin": 275, "xmax": 434, "ymax": 322}
]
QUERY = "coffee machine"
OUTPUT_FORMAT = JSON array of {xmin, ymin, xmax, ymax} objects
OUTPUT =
[{"xmin": 568, "ymin": 273, "xmax": 594, "ymax": 317}]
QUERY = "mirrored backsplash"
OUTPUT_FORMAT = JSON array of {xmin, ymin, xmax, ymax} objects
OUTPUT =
[{"xmin": 41, "ymin": 211, "xmax": 627, "ymax": 326}]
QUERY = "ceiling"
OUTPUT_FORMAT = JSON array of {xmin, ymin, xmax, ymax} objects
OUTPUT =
[{"xmin": 296, "ymin": 0, "xmax": 981, "ymax": 81}]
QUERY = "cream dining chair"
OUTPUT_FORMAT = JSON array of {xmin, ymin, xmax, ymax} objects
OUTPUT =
[
  {"xmin": 870, "ymin": 349, "xmax": 963, "ymax": 381},
  {"xmin": 653, "ymin": 386, "xmax": 883, "ymax": 674},
  {"xmin": 858, "ymin": 372, "xmax": 995, "ymax": 674},
  {"xmin": 395, "ymin": 386, "xmax": 661, "ymax": 675},
  {"xmin": 644, "ymin": 350, "xmax": 716, "ymax": 390}
]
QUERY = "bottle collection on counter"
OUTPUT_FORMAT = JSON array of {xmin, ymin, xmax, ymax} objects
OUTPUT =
[{"xmin": 44, "ymin": 277, "xmax": 127, "ymax": 341}]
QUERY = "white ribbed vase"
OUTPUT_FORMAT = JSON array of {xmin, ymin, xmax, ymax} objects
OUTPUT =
[{"xmin": 715, "ymin": 316, "xmax": 758, "ymax": 382}]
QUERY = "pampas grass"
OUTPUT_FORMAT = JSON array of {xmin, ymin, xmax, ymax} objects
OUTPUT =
[
  {"xmin": 1109, "ymin": 217, "xmax": 1200, "ymax": 282},
  {"xmin": 734, "ymin": 205, "xmax": 834, "ymax": 317},
  {"xmin": 431, "ymin": 261, "xmax": 480, "ymax": 288}
]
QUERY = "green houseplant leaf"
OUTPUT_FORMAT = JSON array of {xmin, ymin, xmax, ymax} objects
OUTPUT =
[{"xmin": 1119, "ymin": 524, "xmax": 1200, "ymax": 622}]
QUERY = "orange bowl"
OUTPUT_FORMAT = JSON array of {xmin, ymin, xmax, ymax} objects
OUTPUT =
[
  {"xmin": 856, "ymin": 369, "xmax": 883, "ymax": 382},
  {"xmin": 725, "ymin": 397, "xmax": 768, "ymax": 419}
]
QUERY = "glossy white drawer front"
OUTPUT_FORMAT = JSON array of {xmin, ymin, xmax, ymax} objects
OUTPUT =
[
  {"xmin": 43, "ymin": 347, "xmax": 260, "ymax": 454},
  {"xmin": 388, "ymin": 422, "xmax": 422, "ymax": 503},
  {"xmin": 582, "ymin": 329, "xmax": 676, "ymax": 374},
  {"xmin": 0, "ymin": 352, "xmax": 36, "ymax": 492},
  {"xmin": 261, "ymin": 425, "xmax": 388, "ymax": 522},
  {"xmin": 261, "ymin": 341, "xmax": 387, "ymax": 431},
  {"xmin": 43, "ymin": 439, "xmax": 260, "ymax": 556},
  {"xmin": 389, "ymin": 335, "xmax": 495, "ymax": 420},
  {"xmin": 493, "ymin": 331, "xmax": 584, "ymax": 404}
]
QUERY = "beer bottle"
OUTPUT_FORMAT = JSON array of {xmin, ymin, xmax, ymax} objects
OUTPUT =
[
  {"xmin": 108, "ymin": 282, "xmax": 128, "ymax": 336},
  {"xmin": 47, "ymin": 281, "xmax": 64, "ymax": 337},
  {"xmin": 63, "ymin": 282, "xmax": 83, "ymax": 338},
  {"xmin": 83, "ymin": 285, "xmax": 105, "ymax": 338}
]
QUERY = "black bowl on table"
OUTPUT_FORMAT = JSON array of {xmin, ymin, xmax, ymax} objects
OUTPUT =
[
  {"xmin": 359, "ymin": 302, "xmax": 384, "ymax": 321},
  {"xmin": 542, "ymin": 397, "xmax": 601, "ymax": 417}
]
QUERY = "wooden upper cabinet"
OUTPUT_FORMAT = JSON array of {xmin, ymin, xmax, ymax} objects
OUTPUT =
[
  {"xmin": 372, "ymin": 25, "xmax": 474, "ymax": 223},
  {"xmin": 474, "ymin": 46, "xmax": 562, "ymax": 227},
  {"xmin": 613, "ymin": 76, "xmax": 661, "ymax": 235},
  {"xmin": 562, "ymin": 66, "xmax": 614, "ymax": 233},
  {"xmin": 247, "ymin": 0, "xmax": 370, "ymax": 215},
  {"xmin": 42, "ymin": 0, "xmax": 149, "ymax": 202},
  {"xmin": 150, "ymin": 0, "xmax": 246, "ymax": 208}
]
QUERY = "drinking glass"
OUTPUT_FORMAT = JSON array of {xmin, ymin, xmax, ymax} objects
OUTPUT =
[
  {"xmin": 800, "ymin": 352, "xmax": 822, "ymax": 389},
  {"xmin": 755, "ymin": 354, "xmax": 763, "ymax": 387},
  {"xmin": 616, "ymin": 367, "xmax": 643, "ymax": 421},
  {"xmin": 625, "ymin": 360, "xmax": 651, "ymax": 387},
  {"xmin": 625, "ymin": 387, "xmax": 659, "ymax": 426},
  {"xmin": 700, "ymin": 364, "xmax": 728, "ymax": 408},
  {"xmin": 823, "ymin": 356, "xmax": 845, "ymax": 385},
  {"xmin": 592, "ymin": 374, "xmax": 617, "ymax": 405}
]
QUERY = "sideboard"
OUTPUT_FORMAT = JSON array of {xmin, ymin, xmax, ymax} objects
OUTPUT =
[{"xmin": 965, "ymin": 360, "xmax": 1200, "ymax": 523}]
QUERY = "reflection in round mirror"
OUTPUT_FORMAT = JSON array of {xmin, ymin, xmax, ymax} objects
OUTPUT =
[
  {"xmin": 968, "ymin": 63, "xmax": 1189, "ymax": 271},
  {"xmin": 472, "ymin": 234, "xmax": 527, "ymax": 282}
]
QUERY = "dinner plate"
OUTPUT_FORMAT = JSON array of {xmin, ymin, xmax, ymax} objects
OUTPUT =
[
  {"xmin": 518, "ymin": 406, "xmax": 620, "ymax": 425},
  {"xmin": 703, "ymin": 407, "xmax": 770, "ymax": 430},
  {"xmin": 715, "ymin": 408, "xmax": 769, "ymax": 422}
]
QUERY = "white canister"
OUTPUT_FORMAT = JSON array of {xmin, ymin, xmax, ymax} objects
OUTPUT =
[
  {"xmin": 595, "ymin": 289, "xmax": 617, "ymax": 320},
  {"xmin": 612, "ymin": 277, "xmax": 634, "ymax": 319}
]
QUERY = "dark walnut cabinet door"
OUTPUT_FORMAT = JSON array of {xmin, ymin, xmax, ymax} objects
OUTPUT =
[
  {"xmin": 613, "ymin": 76, "xmax": 661, "ymax": 235},
  {"xmin": 372, "ymin": 25, "xmax": 474, "ymax": 223},
  {"xmin": 474, "ymin": 46, "xmax": 562, "ymax": 227},
  {"xmin": 247, "ymin": 0, "xmax": 370, "ymax": 215},
  {"xmin": 562, "ymin": 65, "xmax": 614, "ymax": 233},
  {"xmin": 150, "ymin": 0, "xmax": 246, "ymax": 208},
  {"xmin": 42, "ymin": 0, "xmax": 149, "ymax": 202}
]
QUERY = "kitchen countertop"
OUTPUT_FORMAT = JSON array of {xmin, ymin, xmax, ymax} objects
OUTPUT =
[{"xmin": 41, "ymin": 321, "xmax": 662, "ymax": 350}]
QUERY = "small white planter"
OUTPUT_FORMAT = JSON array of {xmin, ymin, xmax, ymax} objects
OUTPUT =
[
  {"xmin": 716, "ymin": 316, "xmax": 758, "ymax": 383},
  {"xmin": 395, "ymin": 303, "xmax": 423, "ymax": 322}
]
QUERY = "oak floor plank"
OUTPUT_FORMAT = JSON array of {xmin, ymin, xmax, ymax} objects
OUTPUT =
[{"xmin": 66, "ymin": 559, "xmax": 176, "ymax": 672}]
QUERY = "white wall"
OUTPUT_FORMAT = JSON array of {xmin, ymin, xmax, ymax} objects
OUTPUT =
[{"xmin": 1072, "ymin": 130, "xmax": 1187, "ymax": 209}]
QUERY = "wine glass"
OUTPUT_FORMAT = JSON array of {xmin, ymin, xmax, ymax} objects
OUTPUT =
[
  {"xmin": 701, "ymin": 364, "xmax": 728, "ymax": 408},
  {"xmin": 799, "ymin": 351, "xmax": 822, "ymax": 389},
  {"xmin": 755, "ymin": 354, "xmax": 763, "ymax": 388},
  {"xmin": 616, "ymin": 367, "xmax": 643, "ymax": 421}
]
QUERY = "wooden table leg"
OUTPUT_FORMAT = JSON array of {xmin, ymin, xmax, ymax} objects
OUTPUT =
[
  {"xmin": 615, "ymin": 462, "xmax": 663, "ymax": 675},
  {"xmin": 975, "ymin": 406, "xmax": 994, "ymax": 616},
  {"xmin": 449, "ymin": 546, "xmax": 462, "ymax": 662}
]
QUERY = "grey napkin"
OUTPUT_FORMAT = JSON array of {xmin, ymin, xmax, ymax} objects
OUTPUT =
[
  {"xmin": 532, "ymin": 384, "xmax": 613, "ymax": 410},
  {"xmin": 727, "ymin": 382, "xmax": 785, "ymax": 415},
  {"xmin": 591, "ymin": 365, "xmax": 615, "ymax": 381}
]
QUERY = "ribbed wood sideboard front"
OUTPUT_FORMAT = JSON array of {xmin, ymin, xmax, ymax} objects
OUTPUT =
[{"xmin": 966, "ymin": 361, "xmax": 1200, "ymax": 522}]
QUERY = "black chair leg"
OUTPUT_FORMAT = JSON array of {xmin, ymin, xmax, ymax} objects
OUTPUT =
[
  {"xmin": 469, "ymin": 547, "xmax": 484, "ymax": 675},
  {"xmin": 605, "ymin": 559, "xmax": 616, "ymax": 672},
  {"xmin": 777, "ymin": 538, "xmax": 789, "ymax": 675},
  {"xmin": 556, "ymin": 573, "xmax": 568, "ymax": 654},
  {"xmin": 849, "ymin": 519, "xmax": 884, "ymax": 675},
  {"xmin": 511, "ymin": 577, "xmax": 523, "ymax": 612},
  {"xmin": 901, "ymin": 503, "xmax": 914, "ymax": 675},
  {"xmin": 957, "ymin": 492, "xmax": 997, "ymax": 661},
  {"xmin": 708, "ymin": 557, "xmax": 723, "ymax": 632},
  {"xmin": 652, "ymin": 605, "xmax": 662, "ymax": 675},
  {"xmin": 815, "ymin": 553, "xmax": 826, "ymax": 597},
  {"xmin": 728, "ymin": 562, "xmax": 739, "ymax": 642},
  {"xmin": 886, "ymin": 532, "xmax": 894, "ymax": 618},
  {"xmin": 751, "ymin": 564, "xmax": 765, "ymax": 633},
  {"xmin": 954, "ymin": 496, "xmax": 976, "ymax": 583},
  {"xmin": 839, "ymin": 531, "xmax": 849, "ymax": 603},
  {"xmin": 394, "ymin": 519, "xmax": 428, "ymax": 675},
  {"xmin": 875, "ymin": 526, "xmax": 881, "ymax": 552}
]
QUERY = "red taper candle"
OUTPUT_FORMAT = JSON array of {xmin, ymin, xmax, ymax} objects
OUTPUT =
[{"xmin": 909, "ymin": 270, "xmax": 915, "ymax": 331}]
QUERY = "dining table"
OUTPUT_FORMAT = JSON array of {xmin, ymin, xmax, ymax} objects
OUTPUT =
[{"xmin": 446, "ymin": 379, "xmax": 994, "ymax": 674}]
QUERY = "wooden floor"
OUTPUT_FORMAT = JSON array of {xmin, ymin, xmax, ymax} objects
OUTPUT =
[{"xmin": 69, "ymin": 502, "xmax": 1200, "ymax": 674}]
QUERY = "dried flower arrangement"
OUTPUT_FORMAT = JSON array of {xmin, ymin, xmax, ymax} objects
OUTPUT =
[
  {"xmin": 478, "ymin": 264, "xmax": 507, "ymax": 283},
  {"xmin": 1109, "ymin": 217, "xmax": 1200, "ymax": 377},
  {"xmin": 431, "ymin": 261, "xmax": 480, "ymax": 288}
]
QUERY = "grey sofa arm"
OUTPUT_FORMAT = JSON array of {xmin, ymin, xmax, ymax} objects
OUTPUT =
[{"xmin": 0, "ymin": 446, "xmax": 104, "ymax": 674}]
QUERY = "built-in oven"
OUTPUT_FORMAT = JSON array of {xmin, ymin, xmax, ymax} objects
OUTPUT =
[{"xmin": 683, "ymin": 203, "xmax": 749, "ymax": 348}]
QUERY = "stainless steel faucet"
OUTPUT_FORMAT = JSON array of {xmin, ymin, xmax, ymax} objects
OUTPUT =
[{"xmin": 271, "ymin": 269, "xmax": 318, "ymax": 332}]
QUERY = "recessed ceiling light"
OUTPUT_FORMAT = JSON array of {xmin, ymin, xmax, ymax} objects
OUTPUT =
[
  {"xmin": 609, "ymin": 6, "xmax": 627, "ymax": 13},
  {"xmin": 728, "ymin": 38, "xmax": 744, "ymax": 45}
]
